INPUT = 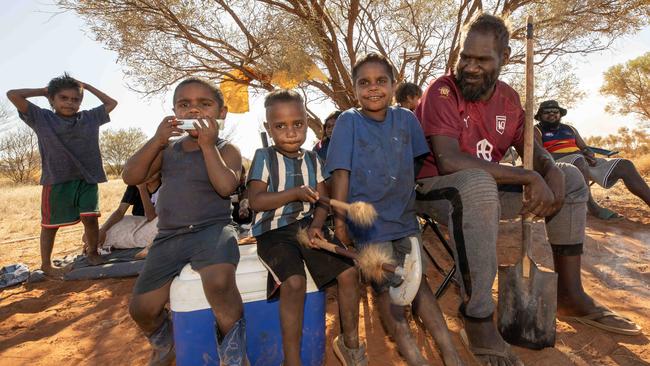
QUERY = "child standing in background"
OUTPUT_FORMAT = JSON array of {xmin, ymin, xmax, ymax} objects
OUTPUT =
[
  {"xmin": 312, "ymin": 110, "xmax": 342, "ymax": 162},
  {"xmin": 7, "ymin": 73, "xmax": 118, "ymax": 275},
  {"xmin": 395, "ymin": 81, "xmax": 423, "ymax": 112}
]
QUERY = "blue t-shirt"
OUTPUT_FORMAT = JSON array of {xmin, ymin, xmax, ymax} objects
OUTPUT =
[
  {"xmin": 248, "ymin": 147, "xmax": 329, "ymax": 236},
  {"xmin": 325, "ymin": 107, "xmax": 430, "ymax": 244},
  {"xmin": 18, "ymin": 102, "xmax": 110, "ymax": 185}
]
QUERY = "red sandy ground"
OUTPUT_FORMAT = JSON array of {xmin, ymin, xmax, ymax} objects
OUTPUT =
[{"xmin": 0, "ymin": 186, "xmax": 648, "ymax": 366}]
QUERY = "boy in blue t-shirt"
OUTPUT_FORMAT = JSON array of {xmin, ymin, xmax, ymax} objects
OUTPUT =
[
  {"xmin": 7, "ymin": 73, "xmax": 118, "ymax": 275},
  {"xmin": 325, "ymin": 54, "xmax": 462, "ymax": 365},
  {"xmin": 247, "ymin": 90, "xmax": 367, "ymax": 366}
]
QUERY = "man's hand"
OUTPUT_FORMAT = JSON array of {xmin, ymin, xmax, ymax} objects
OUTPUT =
[
  {"xmin": 195, "ymin": 117, "xmax": 219, "ymax": 150},
  {"xmin": 292, "ymin": 185, "xmax": 319, "ymax": 203},
  {"xmin": 307, "ymin": 227, "xmax": 324, "ymax": 249},
  {"xmin": 522, "ymin": 172, "xmax": 557, "ymax": 218},
  {"xmin": 154, "ymin": 116, "xmax": 182, "ymax": 147},
  {"xmin": 583, "ymin": 150, "xmax": 597, "ymax": 166}
]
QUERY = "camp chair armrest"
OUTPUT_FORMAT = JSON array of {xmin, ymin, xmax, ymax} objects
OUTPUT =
[{"xmin": 587, "ymin": 146, "xmax": 619, "ymax": 157}]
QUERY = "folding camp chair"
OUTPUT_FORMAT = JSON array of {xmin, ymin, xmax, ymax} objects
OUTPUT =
[
  {"xmin": 588, "ymin": 146, "xmax": 619, "ymax": 157},
  {"xmin": 419, "ymin": 214, "xmax": 458, "ymax": 299}
]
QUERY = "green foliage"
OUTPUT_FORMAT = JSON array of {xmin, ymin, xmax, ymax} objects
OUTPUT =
[
  {"xmin": 0, "ymin": 126, "xmax": 40, "ymax": 184},
  {"xmin": 100, "ymin": 127, "xmax": 147, "ymax": 176},
  {"xmin": 600, "ymin": 52, "xmax": 650, "ymax": 126},
  {"xmin": 58, "ymin": 0, "xmax": 649, "ymax": 120},
  {"xmin": 584, "ymin": 127, "xmax": 650, "ymax": 158}
]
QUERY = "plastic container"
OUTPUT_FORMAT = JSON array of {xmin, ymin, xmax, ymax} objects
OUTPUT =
[{"xmin": 170, "ymin": 244, "xmax": 325, "ymax": 366}]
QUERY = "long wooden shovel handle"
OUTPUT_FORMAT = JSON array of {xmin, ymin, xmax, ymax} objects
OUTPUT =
[
  {"xmin": 311, "ymin": 238, "xmax": 397, "ymax": 274},
  {"xmin": 522, "ymin": 16, "xmax": 535, "ymax": 278},
  {"xmin": 318, "ymin": 197, "xmax": 351, "ymax": 211}
]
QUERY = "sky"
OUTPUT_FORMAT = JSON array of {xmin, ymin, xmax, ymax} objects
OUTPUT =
[{"xmin": 0, "ymin": 1, "xmax": 648, "ymax": 160}]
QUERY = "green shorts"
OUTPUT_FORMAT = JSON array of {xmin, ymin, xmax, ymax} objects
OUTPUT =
[{"xmin": 41, "ymin": 180, "xmax": 100, "ymax": 228}]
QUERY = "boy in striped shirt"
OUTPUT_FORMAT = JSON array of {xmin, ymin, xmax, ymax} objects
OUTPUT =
[{"xmin": 247, "ymin": 89, "xmax": 367, "ymax": 366}]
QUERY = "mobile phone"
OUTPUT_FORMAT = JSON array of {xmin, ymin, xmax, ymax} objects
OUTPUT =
[{"xmin": 176, "ymin": 119, "xmax": 225, "ymax": 130}]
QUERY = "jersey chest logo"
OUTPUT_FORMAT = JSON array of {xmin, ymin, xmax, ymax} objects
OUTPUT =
[
  {"xmin": 476, "ymin": 139, "xmax": 494, "ymax": 161},
  {"xmin": 496, "ymin": 115, "xmax": 506, "ymax": 135}
]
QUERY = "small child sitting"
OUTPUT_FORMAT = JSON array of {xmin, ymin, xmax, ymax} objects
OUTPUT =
[
  {"xmin": 84, "ymin": 172, "xmax": 160, "ymax": 256},
  {"xmin": 247, "ymin": 89, "xmax": 367, "ymax": 366},
  {"xmin": 122, "ymin": 78, "xmax": 248, "ymax": 365}
]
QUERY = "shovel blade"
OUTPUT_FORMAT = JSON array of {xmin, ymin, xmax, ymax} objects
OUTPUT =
[{"xmin": 497, "ymin": 259, "xmax": 558, "ymax": 349}]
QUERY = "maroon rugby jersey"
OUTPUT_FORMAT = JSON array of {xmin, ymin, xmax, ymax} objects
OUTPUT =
[{"xmin": 415, "ymin": 75, "xmax": 524, "ymax": 178}]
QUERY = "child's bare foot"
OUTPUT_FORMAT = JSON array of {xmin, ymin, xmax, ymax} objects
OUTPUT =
[
  {"xmin": 393, "ymin": 324, "xmax": 429, "ymax": 365},
  {"xmin": 86, "ymin": 253, "xmax": 105, "ymax": 266},
  {"xmin": 40, "ymin": 265, "xmax": 65, "ymax": 279}
]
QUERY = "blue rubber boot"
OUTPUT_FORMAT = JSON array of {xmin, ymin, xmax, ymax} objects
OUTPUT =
[
  {"xmin": 216, "ymin": 317, "xmax": 249, "ymax": 366},
  {"xmin": 147, "ymin": 313, "xmax": 175, "ymax": 366}
]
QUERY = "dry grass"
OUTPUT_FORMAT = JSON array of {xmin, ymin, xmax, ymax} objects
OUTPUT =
[
  {"xmin": 635, "ymin": 154, "xmax": 650, "ymax": 176},
  {"xmin": 0, "ymin": 179, "xmax": 128, "ymax": 268},
  {"xmin": 0, "ymin": 152, "xmax": 647, "ymax": 269}
]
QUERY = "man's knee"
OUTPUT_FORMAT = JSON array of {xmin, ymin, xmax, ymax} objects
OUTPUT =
[
  {"xmin": 571, "ymin": 156, "xmax": 590, "ymax": 176},
  {"xmin": 453, "ymin": 169, "xmax": 498, "ymax": 195},
  {"xmin": 557, "ymin": 163, "xmax": 589, "ymax": 203},
  {"xmin": 616, "ymin": 159, "xmax": 636, "ymax": 174},
  {"xmin": 419, "ymin": 169, "xmax": 498, "ymax": 205}
]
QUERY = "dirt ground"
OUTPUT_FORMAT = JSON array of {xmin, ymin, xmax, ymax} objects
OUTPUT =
[{"xmin": 0, "ymin": 181, "xmax": 648, "ymax": 366}]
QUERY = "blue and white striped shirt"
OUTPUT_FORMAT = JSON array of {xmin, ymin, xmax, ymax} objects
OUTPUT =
[{"xmin": 248, "ymin": 147, "xmax": 329, "ymax": 236}]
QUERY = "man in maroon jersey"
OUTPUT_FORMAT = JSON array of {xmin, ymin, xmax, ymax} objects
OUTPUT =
[{"xmin": 415, "ymin": 13, "xmax": 641, "ymax": 366}]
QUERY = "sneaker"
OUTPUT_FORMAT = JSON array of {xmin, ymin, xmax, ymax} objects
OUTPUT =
[{"xmin": 332, "ymin": 335, "xmax": 368, "ymax": 366}]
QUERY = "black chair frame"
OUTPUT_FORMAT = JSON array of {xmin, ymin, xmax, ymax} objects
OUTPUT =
[{"xmin": 419, "ymin": 214, "xmax": 458, "ymax": 299}]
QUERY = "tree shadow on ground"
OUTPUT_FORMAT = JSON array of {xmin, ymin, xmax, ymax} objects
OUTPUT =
[
  {"xmin": 0, "ymin": 277, "xmax": 147, "ymax": 365},
  {"xmin": 422, "ymin": 219, "xmax": 650, "ymax": 366}
]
